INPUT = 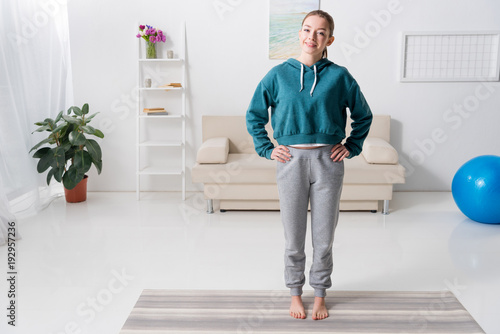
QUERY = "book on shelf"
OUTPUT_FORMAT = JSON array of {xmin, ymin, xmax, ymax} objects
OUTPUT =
[
  {"xmin": 159, "ymin": 83, "xmax": 182, "ymax": 90},
  {"xmin": 143, "ymin": 108, "xmax": 168, "ymax": 115}
]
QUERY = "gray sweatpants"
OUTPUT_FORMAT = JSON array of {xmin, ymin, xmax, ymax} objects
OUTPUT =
[{"xmin": 276, "ymin": 145, "xmax": 344, "ymax": 298}]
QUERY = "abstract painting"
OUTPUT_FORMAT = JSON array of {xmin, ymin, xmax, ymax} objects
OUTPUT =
[{"xmin": 269, "ymin": 0, "xmax": 320, "ymax": 59}]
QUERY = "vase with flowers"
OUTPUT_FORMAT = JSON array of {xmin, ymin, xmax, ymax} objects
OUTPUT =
[{"xmin": 136, "ymin": 24, "xmax": 166, "ymax": 59}]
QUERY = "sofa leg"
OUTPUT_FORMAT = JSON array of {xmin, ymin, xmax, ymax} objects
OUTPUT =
[
  {"xmin": 207, "ymin": 199, "xmax": 214, "ymax": 214},
  {"xmin": 382, "ymin": 200, "xmax": 390, "ymax": 215}
]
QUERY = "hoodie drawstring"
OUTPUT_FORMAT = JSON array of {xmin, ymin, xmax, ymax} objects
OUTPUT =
[
  {"xmin": 299, "ymin": 64, "xmax": 304, "ymax": 92},
  {"xmin": 310, "ymin": 65, "xmax": 317, "ymax": 97},
  {"xmin": 299, "ymin": 64, "xmax": 318, "ymax": 97}
]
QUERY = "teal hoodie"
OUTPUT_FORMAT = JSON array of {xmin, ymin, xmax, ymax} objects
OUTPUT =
[{"xmin": 246, "ymin": 58, "xmax": 372, "ymax": 160}]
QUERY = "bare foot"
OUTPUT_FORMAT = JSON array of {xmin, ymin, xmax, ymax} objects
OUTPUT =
[
  {"xmin": 289, "ymin": 295, "xmax": 306, "ymax": 319},
  {"xmin": 312, "ymin": 297, "xmax": 328, "ymax": 320}
]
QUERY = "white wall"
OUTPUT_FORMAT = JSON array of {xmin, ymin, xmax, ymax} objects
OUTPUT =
[{"xmin": 68, "ymin": 0, "xmax": 500, "ymax": 192}]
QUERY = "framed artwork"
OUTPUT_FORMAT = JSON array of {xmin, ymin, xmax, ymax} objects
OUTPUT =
[{"xmin": 269, "ymin": 0, "xmax": 320, "ymax": 59}]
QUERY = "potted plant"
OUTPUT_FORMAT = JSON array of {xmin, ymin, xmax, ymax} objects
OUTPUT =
[{"xmin": 30, "ymin": 103, "xmax": 104, "ymax": 203}]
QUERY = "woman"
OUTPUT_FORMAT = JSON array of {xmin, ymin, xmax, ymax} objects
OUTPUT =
[{"xmin": 246, "ymin": 10, "xmax": 372, "ymax": 320}]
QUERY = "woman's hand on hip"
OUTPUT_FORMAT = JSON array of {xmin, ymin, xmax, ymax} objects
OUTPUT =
[
  {"xmin": 330, "ymin": 144, "xmax": 350, "ymax": 162},
  {"xmin": 271, "ymin": 145, "xmax": 291, "ymax": 163}
]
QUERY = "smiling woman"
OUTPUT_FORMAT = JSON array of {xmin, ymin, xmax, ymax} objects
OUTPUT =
[
  {"xmin": 297, "ymin": 12, "xmax": 335, "ymax": 65},
  {"xmin": 247, "ymin": 9, "xmax": 373, "ymax": 322}
]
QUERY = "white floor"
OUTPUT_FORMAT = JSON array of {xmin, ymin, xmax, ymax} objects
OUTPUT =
[{"xmin": 0, "ymin": 192, "xmax": 499, "ymax": 334}]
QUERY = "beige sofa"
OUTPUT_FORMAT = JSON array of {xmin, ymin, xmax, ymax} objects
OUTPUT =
[{"xmin": 192, "ymin": 115, "xmax": 405, "ymax": 214}]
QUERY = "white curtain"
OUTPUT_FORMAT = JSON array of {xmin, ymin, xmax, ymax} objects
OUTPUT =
[{"xmin": 0, "ymin": 0, "xmax": 73, "ymax": 244}]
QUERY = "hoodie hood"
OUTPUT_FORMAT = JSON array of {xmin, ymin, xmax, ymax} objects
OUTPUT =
[{"xmin": 286, "ymin": 58, "xmax": 333, "ymax": 97}]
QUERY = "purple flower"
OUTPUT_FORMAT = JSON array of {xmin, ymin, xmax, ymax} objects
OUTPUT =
[{"xmin": 137, "ymin": 24, "xmax": 166, "ymax": 43}]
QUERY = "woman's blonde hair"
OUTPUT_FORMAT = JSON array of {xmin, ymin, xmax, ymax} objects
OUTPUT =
[{"xmin": 301, "ymin": 10, "xmax": 335, "ymax": 58}]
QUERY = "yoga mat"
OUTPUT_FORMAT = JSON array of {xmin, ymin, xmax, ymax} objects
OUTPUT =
[{"xmin": 120, "ymin": 290, "xmax": 484, "ymax": 333}]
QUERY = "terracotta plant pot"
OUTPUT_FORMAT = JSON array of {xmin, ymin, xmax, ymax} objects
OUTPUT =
[{"xmin": 64, "ymin": 175, "xmax": 88, "ymax": 203}]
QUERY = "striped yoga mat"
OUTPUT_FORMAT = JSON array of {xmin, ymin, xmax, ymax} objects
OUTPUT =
[{"xmin": 120, "ymin": 290, "xmax": 484, "ymax": 333}]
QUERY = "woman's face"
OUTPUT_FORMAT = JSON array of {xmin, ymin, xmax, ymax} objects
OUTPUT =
[{"xmin": 299, "ymin": 15, "xmax": 334, "ymax": 58}]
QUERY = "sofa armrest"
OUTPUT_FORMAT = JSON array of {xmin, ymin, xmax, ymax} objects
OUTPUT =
[
  {"xmin": 362, "ymin": 137, "xmax": 399, "ymax": 164},
  {"xmin": 196, "ymin": 137, "xmax": 230, "ymax": 164}
]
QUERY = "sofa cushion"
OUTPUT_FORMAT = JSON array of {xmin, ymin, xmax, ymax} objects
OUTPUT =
[
  {"xmin": 362, "ymin": 137, "xmax": 399, "ymax": 164},
  {"xmin": 196, "ymin": 137, "xmax": 229, "ymax": 164},
  {"xmin": 192, "ymin": 154, "xmax": 276, "ymax": 184},
  {"xmin": 192, "ymin": 153, "xmax": 405, "ymax": 185},
  {"xmin": 344, "ymin": 154, "xmax": 405, "ymax": 184}
]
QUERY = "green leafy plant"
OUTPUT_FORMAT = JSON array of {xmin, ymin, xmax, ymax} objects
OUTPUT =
[{"xmin": 30, "ymin": 103, "xmax": 104, "ymax": 190}]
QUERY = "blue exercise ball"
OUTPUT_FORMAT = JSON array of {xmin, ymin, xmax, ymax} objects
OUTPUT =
[{"xmin": 452, "ymin": 155, "xmax": 500, "ymax": 224}]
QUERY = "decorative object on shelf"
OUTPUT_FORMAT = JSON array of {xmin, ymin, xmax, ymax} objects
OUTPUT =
[
  {"xmin": 146, "ymin": 42, "xmax": 156, "ymax": 59},
  {"xmin": 143, "ymin": 108, "xmax": 168, "ymax": 115},
  {"xmin": 30, "ymin": 103, "xmax": 104, "ymax": 203},
  {"xmin": 159, "ymin": 83, "xmax": 182, "ymax": 90},
  {"xmin": 147, "ymin": 112, "xmax": 169, "ymax": 116},
  {"xmin": 167, "ymin": 50, "xmax": 174, "ymax": 59},
  {"xmin": 136, "ymin": 24, "xmax": 167, "ymax": 59},
  {"xmin": 144, "ymin": 78, "xmax": 152, "ymax": 88}
]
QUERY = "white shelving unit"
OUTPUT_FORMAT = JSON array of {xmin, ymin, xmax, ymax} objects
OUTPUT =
[{"xmin": 136, "ymin": 23, "xmax": 186, "ymax": 200}]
